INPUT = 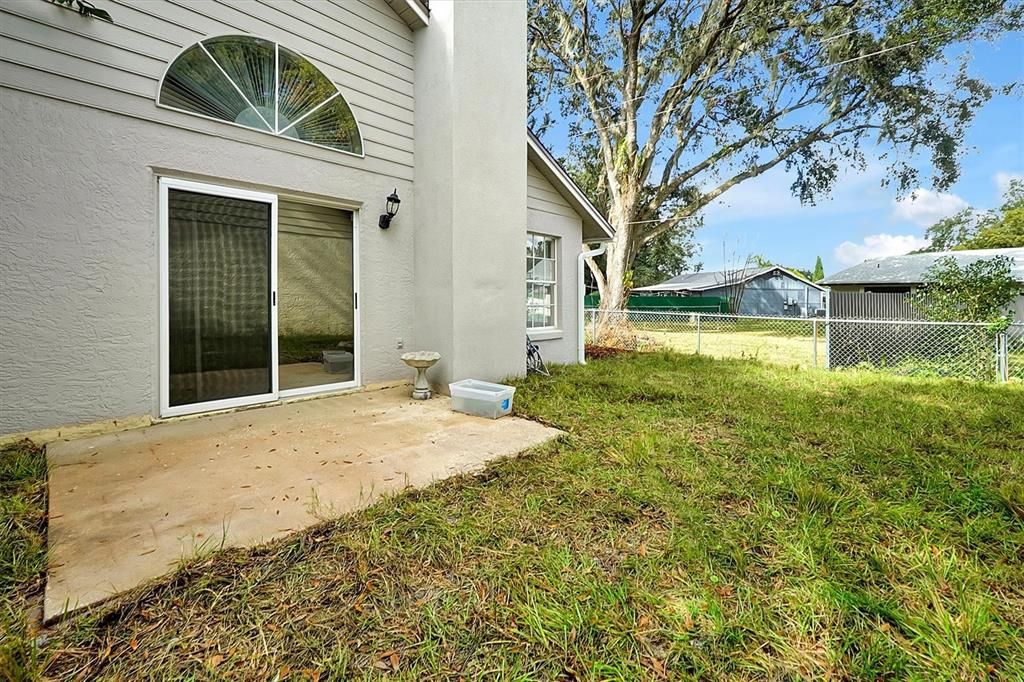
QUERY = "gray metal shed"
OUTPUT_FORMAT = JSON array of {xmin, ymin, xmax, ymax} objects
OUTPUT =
[{"xmin": 633, "ymin": 266, "xmax": 826, "ymax": 317}]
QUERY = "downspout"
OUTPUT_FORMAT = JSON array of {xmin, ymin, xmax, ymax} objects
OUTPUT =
[{"xmin": 578, "ymin": 243, "xmax": 607, "ymax": 364}]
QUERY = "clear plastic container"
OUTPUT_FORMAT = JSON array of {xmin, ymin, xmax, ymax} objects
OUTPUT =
[{"xmin": 448, "ymin": 379, "xmax": 516, "ymax": 419}]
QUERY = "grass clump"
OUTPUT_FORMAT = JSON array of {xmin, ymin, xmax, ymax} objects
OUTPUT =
[
  {"xmin": 1, "ymin": 439, "xmax": 48, "ymax": 681},
  {"xmin": 10, "ymin": 354, "xmax": 1024, "ymax": 680}
]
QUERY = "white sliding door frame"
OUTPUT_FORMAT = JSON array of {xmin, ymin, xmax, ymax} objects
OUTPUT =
[
  {"xmin": 158, "ymin": 177, "xmax": 279, "ymax": 418},
  {"xmin": 277, "ymin": 197, "xmax": 361, "ymax": 399}
]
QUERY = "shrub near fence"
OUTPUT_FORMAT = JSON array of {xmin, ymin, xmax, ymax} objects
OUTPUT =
[{"xmin": 585, "ymin": 309, "xmax": 1023, "ymax": 383}]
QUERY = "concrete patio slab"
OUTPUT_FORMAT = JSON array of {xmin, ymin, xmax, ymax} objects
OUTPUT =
[{"xmin": 45, "ymin": 387, "xmax": 559, "ymax": 620}]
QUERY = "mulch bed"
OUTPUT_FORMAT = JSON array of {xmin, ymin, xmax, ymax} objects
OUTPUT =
[{"xmin": 585, "ymin": 345, "xmax": 630, "ymax": 360}]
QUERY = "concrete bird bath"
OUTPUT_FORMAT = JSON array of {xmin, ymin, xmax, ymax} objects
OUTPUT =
[{"xmin": 401, "ymin": 351, "xmax": 441, "ymax": 400}]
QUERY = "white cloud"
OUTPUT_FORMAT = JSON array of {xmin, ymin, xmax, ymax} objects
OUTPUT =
[
  {"xmin": 995, "ymin": 171, "xmax": 1022, "ymax": 196},
  {"xmin": 699, "ymin": 158, "xmax": 889, "ymax": 224},
  {"xmin": 834, "ymin": 234, "xmax": 931, "ymax": 266},
  {"xmin": 891, "ymin": 189, "xmax": 968, "ymax": 227}
]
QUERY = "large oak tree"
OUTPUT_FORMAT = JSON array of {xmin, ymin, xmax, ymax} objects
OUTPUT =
[{"xmin": 528, "ymin": 0, "xmax": 1022, "ymax": 309}]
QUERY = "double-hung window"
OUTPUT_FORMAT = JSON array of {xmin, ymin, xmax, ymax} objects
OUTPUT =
[{"xmin": 526, "ymin": 233, "xmax": 557, "ymax": 329}]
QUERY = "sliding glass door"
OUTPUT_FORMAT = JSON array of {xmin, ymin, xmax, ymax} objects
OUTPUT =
[
  {"xmin": 277, "ymin": 200, "xmax": 356, "ymax": 394},
  {"xmin": 159, "ymin": 178, "xmax": 358, "ymax": 417},
  {"xmin": 160, "ymin": 179, "xmax": 278, "ymax": 417}
]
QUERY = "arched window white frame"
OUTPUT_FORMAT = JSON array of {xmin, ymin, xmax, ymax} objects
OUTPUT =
[{"xmin": 158, "ymin": 35, "xmax": 363, "ymax": 156}]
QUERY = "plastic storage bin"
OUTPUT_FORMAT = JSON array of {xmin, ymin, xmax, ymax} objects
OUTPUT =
[{"xmin": 448, "ymin": 379, "xmax": 516, "ymax": 419}]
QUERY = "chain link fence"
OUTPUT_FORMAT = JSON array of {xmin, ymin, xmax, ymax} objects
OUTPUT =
[
  {"xmin": 584, "ymin": 309, "xmax": 1024, "ymax": 383},
  {"xmin": 1009, "ymin": 323, "xmax": 1024, "ymax": 382}
]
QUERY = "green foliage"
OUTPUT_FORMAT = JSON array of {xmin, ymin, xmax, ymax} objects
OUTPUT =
[
  {"xmin": 631, "ymin": 229, "xmax": 701, "ymax": 288},
  {"xmin": 563, "ymin": 150, "xmax": 702, "ymax": 289},
  {"xmin": 922, "ymin": 178, "xmax": 1024, "ymax": 251},
  {"xmin": 0, "ymin": 440, "xmax": 47, "ymax": 682},
  {"xmin": 49, "ymin": 0, "xmax": 113, "ymax": 23},
  {"xmin": 813, "ymin": 256, "xmax": 825, "ymax": 282},
  {"xmin": 530, "ymin": 0, "xmax": 1022, "ymax": 309},
  {"xmin": 911, "ymin": 255, "xmax": 1021, "ymax": 322}
]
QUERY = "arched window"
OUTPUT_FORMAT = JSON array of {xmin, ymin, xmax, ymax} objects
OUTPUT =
[{"xmin": 158, "ymin": 36, "xmax": 363, "ymax": 155}]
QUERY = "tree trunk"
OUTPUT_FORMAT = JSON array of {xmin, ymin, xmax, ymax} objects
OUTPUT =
[{"xmin": 600, "ymin": 194, "xmax": 639, "ymax": 312}]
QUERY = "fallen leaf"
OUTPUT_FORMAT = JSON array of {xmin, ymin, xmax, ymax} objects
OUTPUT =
[
  {"xmin": 129, "ymin": 637, "xmax": 139, "ymax": 651},
  {"xmin": 208, "ymin": 654, "xmax": 224, "ymax": 668},
  {"xmin": 390, "ymin": 652, "xmax": 400, "ymax": 669}
]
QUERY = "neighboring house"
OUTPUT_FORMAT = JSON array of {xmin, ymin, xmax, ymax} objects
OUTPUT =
[
  {"xmin": 820, "ymin": 248, "xmax": 1024, "ymax": 320},
  {"xmin": 632, "ymin": 266, "xmax": 825, "ymax": 317},
  {"xmin": 0, "ymin": 0, "xmax": 612, "ymax": 435}
]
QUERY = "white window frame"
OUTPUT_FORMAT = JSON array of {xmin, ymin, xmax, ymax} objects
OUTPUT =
[
  {"xmin": 527, "ymin": 232, "xmax": 559, "ymax": 332},
  {"xmin": 159, "ymin": 178, "xmax": 279, "ymax": 418},
  {"xmin": 276, "ymin": 194, "xmax": 361, "ymax": 401},
  {"xmin": 158, "ymin": 178, "xmax": 362, "ymax": 418}
]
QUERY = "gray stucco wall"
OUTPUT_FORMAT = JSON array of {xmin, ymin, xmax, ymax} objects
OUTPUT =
[
  {"xmin": 413, "ymin": 1, "xmax": 527, "ymax": 387},
  {"xmin": 0, "ymin": 0, "xmax": 418, "ymax": 434},
  {"xmin": 0, "ymin": 89, "xmax": 415, "ymax": 434},
  {"xmin": 526, "ymin": 160, "xmax": 583, "ymax": 365}
]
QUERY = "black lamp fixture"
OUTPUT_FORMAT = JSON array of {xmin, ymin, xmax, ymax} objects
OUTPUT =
[{"xmin": 378, "ymin": 189, "xmax": 401, "ymax": 229}]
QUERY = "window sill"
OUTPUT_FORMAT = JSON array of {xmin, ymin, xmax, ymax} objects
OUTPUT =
[{"xmin": 528, "ymin": 329, "xmax": 563, "ymax": 341}]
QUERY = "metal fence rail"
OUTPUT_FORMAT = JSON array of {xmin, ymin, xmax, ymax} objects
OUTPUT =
[{"xmin": 585, "ymin": 309, "xmax": 1023, "ymax": 383}]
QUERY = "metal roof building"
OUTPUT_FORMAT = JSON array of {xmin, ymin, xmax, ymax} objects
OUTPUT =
[
  {"xmin": 820, "ymin": 248, "xmax": 1024, "ymax": 286},
  {"xmin": 634, "ymin": 266, "xmax": 825, "ymax": 317}
]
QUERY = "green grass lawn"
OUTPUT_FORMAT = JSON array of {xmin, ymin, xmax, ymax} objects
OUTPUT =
[
  {"xmin": 1, "ymin": 440, "xmax": 48, "ymax": 682},
  {"xmin": 648, "ymin": 329, "xmax": 824, "ymax": 368},
  {"xmin": 5, "ymin": 354, "xmax": 1024, "ymax": 680}
]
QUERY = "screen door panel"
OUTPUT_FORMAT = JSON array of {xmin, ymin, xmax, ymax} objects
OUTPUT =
[{"xmin": 167, "ymin": 189, "xmax": 273, "ymax": 407}]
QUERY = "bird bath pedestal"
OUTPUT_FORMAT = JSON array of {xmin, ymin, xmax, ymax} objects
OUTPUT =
[{"xmin": 401, "ymin": 351, "xmax": 441, "ymax": 400}]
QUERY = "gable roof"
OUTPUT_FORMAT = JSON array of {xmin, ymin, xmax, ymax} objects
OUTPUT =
[
  {"xmin": 819, "ymin": 248, "xmax": 1024, "ymax": 286},
  {"xmin": 633, "ymin": 266, "xmax": 825, "ymax": 293},
  {"xmin": 527, "ymin": 130, "xmax": 615, "ymax": 242},
  {"xmin": 382, "ymin": 0, "xmax": 429, "ymax": 29}
]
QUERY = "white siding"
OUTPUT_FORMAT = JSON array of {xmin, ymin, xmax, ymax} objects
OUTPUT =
[
  {"xmin": 527, "ymin": 159, "xmax": 578, "ymax": 219},
  {"xmin": 0, "ymin": 0, "xmax": 415, "ymax": 178},
  {"xmin": 526, "ymin": 159, "xmax": 584, "ymax": 365}
]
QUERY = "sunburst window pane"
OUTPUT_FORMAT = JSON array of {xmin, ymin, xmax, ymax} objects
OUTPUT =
[
  {"xmin": 285, "ymin": 95, "xmax": 363, "ymax": 154},
  {"xmin": 159, "ymin": 44, "xmax": 264, "ymax": 128},
  {"xmin": 159, "ymin": 36, "xmax": 362, "ymax": 154},
  {"xmin": 202, "ymin": 36, "xmax": 276, "ymax": 130},
  {"xmin": 277, "ymin": 45, "xmax": 339, "ymax": 131}
]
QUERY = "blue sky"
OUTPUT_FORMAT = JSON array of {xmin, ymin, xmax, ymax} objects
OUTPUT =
[{"xmin": 538, "ymin": 31, "xmax": 1023, "ymax": 277}]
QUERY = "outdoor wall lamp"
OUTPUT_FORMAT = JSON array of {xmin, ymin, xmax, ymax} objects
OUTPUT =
[{"xmin": 378, "ymin": 189, "xmax": 401, "ymax": 229}]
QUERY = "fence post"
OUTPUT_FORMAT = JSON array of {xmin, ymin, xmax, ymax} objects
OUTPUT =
[
  {"xmin": 696, "ymin": 313, "xmax": 701, "ymax": 355},
  {"xmin": 823, "ymin": 288, "xmax": 832, "ymax": 370},
  {"xmin": 996, "ymin": 332, "xmax": 1008, "ymax": 383},
  {"xmin": 591, "ymin": 309, "xmax": 597, "ymax": 343},
  {"xmin": 812, "ymin": 318, "xmax": 818, "ymax": 368}
]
